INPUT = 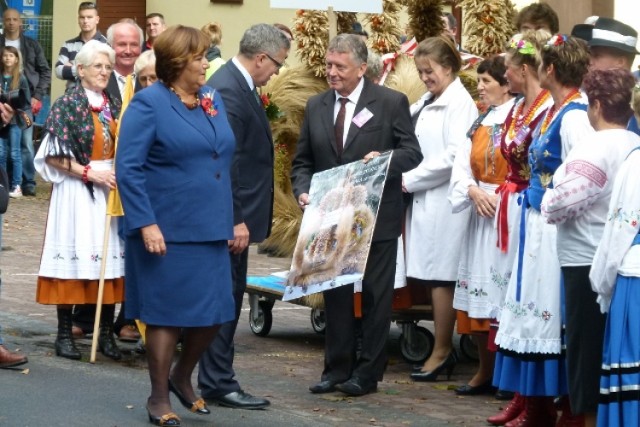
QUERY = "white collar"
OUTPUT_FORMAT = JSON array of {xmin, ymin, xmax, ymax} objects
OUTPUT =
[
  {"xmin": 334, "ymin": 77, "xmax": 364, "ymax": 104},
  {"xmin": 232, "ymin": 56, "xmax": 256, "ymax": 91}
]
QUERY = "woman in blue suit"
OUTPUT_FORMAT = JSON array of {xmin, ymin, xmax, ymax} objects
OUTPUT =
[{"xmin": 117, "ymin": 26, "xmax": 235, "ymax": 427}]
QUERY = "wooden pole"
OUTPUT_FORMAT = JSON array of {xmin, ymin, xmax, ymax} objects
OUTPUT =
[
  {"xmin": 89, "ymin": 215, "xmax": 112, "ymax": 363},
  {"xmin": 328, "ymin": 6, "xmax": 337, "ymax": 41}
]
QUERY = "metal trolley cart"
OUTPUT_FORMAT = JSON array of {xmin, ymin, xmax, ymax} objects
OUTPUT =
[
  {"xmin": 246, "ymin": 275, "xmax": 326, "ymax": 337},
  {"xmin": 245, "ymin": 276, "xmax": 479, "ymax": 364}
]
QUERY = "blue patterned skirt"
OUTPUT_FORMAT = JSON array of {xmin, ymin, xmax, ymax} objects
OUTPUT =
[{"xmin": 598, "ymin": 273, "xmax": 640, "ymax": 427}]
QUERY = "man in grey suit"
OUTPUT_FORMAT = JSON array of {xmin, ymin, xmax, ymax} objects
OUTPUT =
[
  {"xmin": 291, "ymin": 34, "xmax": 422, "ymax": 396},
  {"xmin": 198, "ymin": 24, "xmax": 290, "ymax": 410}
]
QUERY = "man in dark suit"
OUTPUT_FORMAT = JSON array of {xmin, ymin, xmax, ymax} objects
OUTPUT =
[
  {"xmin": 291, "ymin": 34, "xmax": 422, "ymax": 396},
  {"xmin": 105, "ymin": 20, "xmax": 143, "ymax": 103},
  {"xmin": 198, "ymin": 23, "xmax": 290, "ymax": 410}
]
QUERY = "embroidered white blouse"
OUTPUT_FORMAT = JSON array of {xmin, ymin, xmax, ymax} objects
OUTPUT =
[
  {"xmin": 542, "ymin": 129, "xmax": 639, "ymax": 266},
  {"xmin": 590, "ymin": 147, "xmax": 640, "ymax": 312}
]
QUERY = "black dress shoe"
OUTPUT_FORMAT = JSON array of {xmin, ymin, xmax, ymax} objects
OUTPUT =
[
  {"xmin": 454, "ymin": 380, "xmax": 495, "ymax": 396},
  {"xmin": 146, "ymin": 407, "xmax": 181, "ymax": 426},
  {"xmin": 495, "ymin": 389, "xmax": 515, "ymax": 401},
  {"xmin": 410, "ymin": 352, "xmax": 457, "ymax": 382},
  {"xmin": 168, "ymin": 379, "xmax": 210, "ymax": 415},
  {"xmin": 207, "ymin": 391, "xmax": 270, "ymax": 410},
  {"xmin": 335, "ymin": 377, "xmax": 377, "ymax": 396},
  {"xmin": 309, "ymin": 380, "xmax": 338, "ymax": 394}
]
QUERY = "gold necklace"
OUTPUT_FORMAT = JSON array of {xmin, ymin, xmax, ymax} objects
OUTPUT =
[{"xmin": 169, "ymin": 85, "xmax": 199, "ymax": 109}]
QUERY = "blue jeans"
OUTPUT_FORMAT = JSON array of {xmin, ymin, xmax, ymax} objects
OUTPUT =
[
  {"xmin": 20, "ymin": 112, "xmax": 35, "ymax": 191},
  {"xmin": 0, "ymin": 124, "xmax": 23, "ymax": 188}
]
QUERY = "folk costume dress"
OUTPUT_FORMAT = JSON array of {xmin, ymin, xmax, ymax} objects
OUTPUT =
[
  {"xmin": 403, "ymin": 77, "xmax": 477, "ymax": 281},
  {"xmin": 35, "ymin": 85, "xmax": 125, "ymax": 305},
  {"xmin": 493, "ymin": 94, "xmax": 591, "ymax": 396},
  {"xmin": 590, "ymin": 147, "xmax": 640, "ymax": 427},
  {"xmin": 541, "ymin": 128, "xmax": 639, "ymax": 414},
  {"xmin": 487, "ymin": 92, "xmax": 552, "ymax": 346},
  {"xmin": 450, "ymin": 98, "xmax": 515, "ymax": 331}
]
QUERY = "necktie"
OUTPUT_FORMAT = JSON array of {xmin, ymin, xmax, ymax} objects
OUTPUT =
[
  {"xmin": 411, "ymin": 96, "xmax": 435, "ymax": 129},
  {"xmin": 253, "ymin": 87, "xmax": 262, "ymax": 106},
  {"xmin": 334, "ymin": 97, "xmax": 349, "ymax": 157}
]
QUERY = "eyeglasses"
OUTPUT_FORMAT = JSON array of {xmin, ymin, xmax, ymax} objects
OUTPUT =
[
  {"xmin": 262, "ymin": 52, "xmax": 285, "ymax": 70},
  {"xmin": 90, "ymin": 63, "xmax": 113, "ymax": 72}
]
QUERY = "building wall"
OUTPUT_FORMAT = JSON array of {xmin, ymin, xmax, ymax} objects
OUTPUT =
[{"xmin": 49, "ymin": 0, "xmax": 639, "ymax": 100}]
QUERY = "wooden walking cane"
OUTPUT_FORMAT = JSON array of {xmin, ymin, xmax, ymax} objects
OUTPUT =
[
  {"xmin": 90, "ymin": 213, "xmax": 113, "ymax": 363},
  {"xmin": 89, "ymin": 75, "xmax": 134, "ymax": 363}
]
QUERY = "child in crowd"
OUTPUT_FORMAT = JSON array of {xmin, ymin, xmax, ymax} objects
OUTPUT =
[{"xmin": 0, "ymin": 46, "xmax": 32, "ymax": 198}]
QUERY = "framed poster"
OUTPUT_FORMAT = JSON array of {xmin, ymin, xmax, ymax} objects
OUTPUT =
[
  {"xmin": 270, "ymin": 0, "xmax": 382, "ymax": 14},
  {"xmin": 282, "ymin": 152, "xmax": 392, "ymax": 301}
]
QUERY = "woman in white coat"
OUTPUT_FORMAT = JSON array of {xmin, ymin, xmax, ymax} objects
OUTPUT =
[{"xmin": 403, "ymin": 36, "xmax": 478, "ymax": 381}]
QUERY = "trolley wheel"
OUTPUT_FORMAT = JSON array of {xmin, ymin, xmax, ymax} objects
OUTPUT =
[
  {"xmin": 249, "ymin": 300, "xmax": 273, "ymax": 337},
  {"xmin": 459, "ymin": 334, "xmax": 479, "ymax": 361},
  {"xmin": 310, "ymin": 308, "xmax": 326, "ymax": 334},
  {"xmin": 399, "ymin": 326, "xmax": 434, "ymax": 364}
]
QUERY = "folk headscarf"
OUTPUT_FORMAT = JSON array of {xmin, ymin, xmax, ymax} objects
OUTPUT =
[{"xmin": 43, "ymin": 83, "xmax": 121, "ymax": 196}]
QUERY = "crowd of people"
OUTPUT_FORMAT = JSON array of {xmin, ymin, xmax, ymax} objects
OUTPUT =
[{"xmin": 0, "ymin": 2, "xmax": 640, "ymax": 427}]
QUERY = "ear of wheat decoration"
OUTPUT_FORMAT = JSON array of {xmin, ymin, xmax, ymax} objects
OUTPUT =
[
  {"xmin": 365, "ymin": 0, "xmax": 403, "ymax": 54},
  {"xmin": 459, "ymin": 0, "xmax": 517, "ymax": 57}
]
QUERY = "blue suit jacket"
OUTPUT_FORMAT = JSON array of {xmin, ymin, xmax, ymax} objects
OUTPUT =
[
  {"xmin": 116, "ymin": 83, "xmax": 235, "ymax": 242},
  {"xmin": 207, "ymin": 60, "xmax": 274, "ymax": 243}
]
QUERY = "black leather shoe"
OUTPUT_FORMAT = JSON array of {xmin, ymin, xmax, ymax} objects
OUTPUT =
[
  {"xmin": 454, "ymin": 380, "xmax": 495, "ymax": 396},
  {"xmin": 22, "ymin": 187, "xmax": 36, "ymax": 197},
  {"xmin": 146, "ymin": 406, "xmax": 180, "ymax": 426},
  {"xmin": 335, "ymin": 377, "xmax": 377, "ymax": 396},
  {"xmin": 495, "ymin": 389, "xmax": 515, "ymax": 401},
  {"xmin": 309, "ymin": 380, "xmax": 338, "ymax": 394},
  {"xmin": 207, "ymin": 391, "xmax": 270, "ymax": 409},
  {"xmin": 168, "ymin": 379, "xmax": 210, "ymax": 415}
]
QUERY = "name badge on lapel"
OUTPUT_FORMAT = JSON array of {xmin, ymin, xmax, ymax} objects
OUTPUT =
[{"xmin": 352, "ymin": 108, "xmax": 373, "ymax": 128}]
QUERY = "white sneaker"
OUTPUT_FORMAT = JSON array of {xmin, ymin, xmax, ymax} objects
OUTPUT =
[{"xmin": 9, "ymin": 186, "xmax": 22, "ymax": 198}]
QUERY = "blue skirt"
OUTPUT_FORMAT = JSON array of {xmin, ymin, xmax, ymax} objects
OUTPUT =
[
  {"xmin": 493, "ymin": 350, "xmax": 568, "ymax": 396},
  {"xmin": 124, "ymin": 238, "xmax": 235, "ymax": 327},
  {"xmin": 598, "ymin": 274, "xmax": 640, "ymax": 427}
]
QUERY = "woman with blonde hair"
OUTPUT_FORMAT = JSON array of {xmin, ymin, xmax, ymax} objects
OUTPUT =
[
  {"xmin": 490, "ymin": 34, "xmax": 593, "ymax": 426},
  {"xmin": 201, "ymin": 22, "xmax": 225, "ymax": 79},
  {"xmin": 481, "ymin": 29, "xmax": 554, "ymax": 420}
]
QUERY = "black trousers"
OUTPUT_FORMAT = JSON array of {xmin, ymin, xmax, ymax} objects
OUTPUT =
[
  {"xmin": 198, "ymin": 249, "xmax": 248, "ymax": 397},
  {"xmin": 321, "ymin": 238, "xmax": 397, "ymax": 385},
  {"xmin": 562, "ymin": 265, "xmax": 606, "ymax": 414}
]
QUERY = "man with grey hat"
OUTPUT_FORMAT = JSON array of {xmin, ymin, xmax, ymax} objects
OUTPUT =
[{"xmin": 573, "ymin": 17, "xmax": 640, "ymax": 134}]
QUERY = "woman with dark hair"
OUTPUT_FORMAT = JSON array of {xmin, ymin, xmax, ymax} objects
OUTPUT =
[
  {"xmin": 490, "ymin": 35, "xmax": 593, "ymax": 426},
  {"xmin": 117, "ymin": 25, "xmax": 235, "ymax": 426},
  {"xmin": 449, "ymin": 55, "xmax": 515, "ymax": 395},
  {"xmin": 543, "ymin": 68, "xmax": 640, "ymax": 427},
  {"xmin": 35, "ymin": 40, "xmax": 124, "ymax": 362},
  {"xmin": 403, "ymin": 36, "xmax": 478, "ymax": 382},
  {"xmin": 591, "ymin": 72, "xmax": 640, "ymax": 427}
]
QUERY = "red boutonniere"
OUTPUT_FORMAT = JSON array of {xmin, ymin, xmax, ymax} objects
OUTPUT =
[
  {"xmin": 200, "ymin": 90, "xmax": 218, "ymax": 117},
  {"xmin": 260, "ymin": 92, "xmax": 284, "ymax": 121}
]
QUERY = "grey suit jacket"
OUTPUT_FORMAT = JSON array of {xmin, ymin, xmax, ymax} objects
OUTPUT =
[
  {"xmin": 291, "ymin": 78, "xmax": 423, "ymax": 242},
  {"xmin": 207, "ymin": 60, "xmax": 274, "ymax": 242}
]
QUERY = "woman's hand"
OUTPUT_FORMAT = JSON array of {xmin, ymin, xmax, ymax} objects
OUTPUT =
[
  {"xmin": 88, "ymin": 169, "xmax": 117, "ymax": 190},
  {"xmin": 468, "ymin": 185, "xmax": 498, "ymax": 218},
  {"xmin": 141, "ymin": 224, "xmax": 166, "ymax": 256}
]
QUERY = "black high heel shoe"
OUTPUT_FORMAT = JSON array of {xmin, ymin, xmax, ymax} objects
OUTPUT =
[
  {"xmin": 146, "ymin": 407, "xmax": 181, "ymax": 426},
  {"xmin": 168, "ymin": 378, "xmax": 211, "ymax": 415},
  {"xmin": 410, "ymin": 352, "xmax": 457, "ymax": 382}
]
